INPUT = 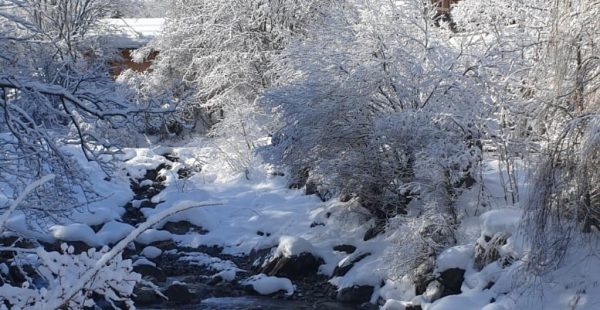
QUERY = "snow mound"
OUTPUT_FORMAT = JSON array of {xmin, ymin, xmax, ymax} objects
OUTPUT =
[
  {"xmin": 133, "ymin": 258, "xmax": 156, "ymax": 267},
  {"xmin": 242, "ymin": 274, "xmax": 294, "ymax": 296},
  {"xmin": 49, "ymin": 224, "xmax": 99, "ymax": 247},
  {"xmin": 382, "ymin": 299, "xmax": 410, "ymax": 310},
  {"xmin": 480, "ymin": 209, "xmax": 522, "ymax": 236},
  {"xmin": 135, "ymin": 229, "xmax": 172, "ymax": 245},
  {"xmin": 214, "ymin": 269, "xmax": 237, "ymax": 282},
  {"xmin": 435, "ymin": 245, "xmax": 474, "ymax": 273},
  {"xmin": 96, "ymin": 221, "xmax": 134, "ymax": 245},
  {"xmin": 479, "ymin": 208, "xmax": 523, "ymax": 236},
  {"xmin": 141, "ymin": 246, "xmax": 162, "ymax": 259},
  {"xmin": 275, "ymin": 236, "xmax": 316, "ymax": 258}
]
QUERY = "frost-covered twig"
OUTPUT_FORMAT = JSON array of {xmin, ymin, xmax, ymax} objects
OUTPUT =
[
  {"xmin": 0, "ymin": 174, "xmax": 55, "ymax": 235},
  {"xmin": 47, "ymin": 200, "xmax": 224, "ymax": 309}
]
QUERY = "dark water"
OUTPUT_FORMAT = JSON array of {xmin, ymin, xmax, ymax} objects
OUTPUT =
[{"xmin": 146, "ymin": 296, "xmax": 359, "ymax": 310}]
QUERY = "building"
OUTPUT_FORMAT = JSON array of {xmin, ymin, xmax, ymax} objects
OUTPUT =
[
  {"xmin": 99, "ymin": 18, "xmax": 164, "ymax": 76},
  {"xmin": 433, "ymin": 0, "xmax": 460, "ymax": 13}
]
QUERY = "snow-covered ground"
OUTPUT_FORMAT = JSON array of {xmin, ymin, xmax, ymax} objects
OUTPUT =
[{"xmin": 3, "ymin": 138, "xmax": 600, "ymax": 309}]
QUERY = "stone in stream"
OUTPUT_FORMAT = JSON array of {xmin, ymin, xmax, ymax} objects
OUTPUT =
[
  {"xmin": 133, "ymin": 264, "xmax": 167, "ymax": 283},
  {"xmin": 162, "ymin": 220, "xmax": 208, "ymax": 235},
  {"xmin": 332, "ymin": 252, "xmax": 371, "ymax": 277},
  {"xmin": 143, "ymin": 163, "xmax": 170, "ymax": 183},
  {"xmin": 260, "ymin": 252, "xmax": 324, "ymax": 279},
  {"xmin": 133, "ymin": 286, "xmax": 162, "ymax": 306},
  {"xmin": 164, "ymin": 283, "xmax": 197, "ymax": 304},
  {"xmin": 336, "ymin": 285, "xmax": 374, "ymax": 304},
  {"xmin": 333, "ymin": 244, "xmax": 357, "ymax": 254}
]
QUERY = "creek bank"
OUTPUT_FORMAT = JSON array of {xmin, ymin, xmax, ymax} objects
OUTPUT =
[{"xmin": 122, "ymin": 154, "xmax": 374, "ymax": 309}]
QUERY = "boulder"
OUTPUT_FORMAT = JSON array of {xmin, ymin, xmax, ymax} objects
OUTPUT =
[
  {"xmin": 260, "ymin": 252, "xmax": 323, "ymax": 279},
  {"xmin": 437, "ymin": 268, "xmax": 465, "ymax": 298}
]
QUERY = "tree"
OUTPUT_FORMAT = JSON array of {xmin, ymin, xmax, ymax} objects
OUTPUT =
[
  {"xmin": 132, "ymin": 0, "xmax": 337, "ymax": 171},
  {"xmin": 0, "ymin": 0, "xmax": 140, "ymax": 221},
  {"xmin": 522, "ymin": 0, "xmax": 600, "ymax": 272}
]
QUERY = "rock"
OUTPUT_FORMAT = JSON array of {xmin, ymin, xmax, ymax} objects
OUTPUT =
[
  {"xmin": 163, "ymin": 152, "xmax": 179, "ymax": 162},
  {"xmin": 405, "ymin": 305, "xmax": 423, "ymax": 310},
  {"xmin": 332, "ymin": 252, "xmax": 371, "ymax": 277},
  {"xmin": 305, "ymin": 181, "xmax": 332, "ymax": 201},
  {"xmin": 141, "ymin": 246, "xmax": 163, "ymax": 259},
  {"xmin": 437, "ymin": 268, "xmax": 465, "ymax": 298},
  {"xmin": 359, "ymin": 302, "xmax": 379, "ymax": 310},
  {"xmin": 8, "ymin": 264, "xmax": 27, "ymax": 284},
  {"xmin": 177, "ymin": 166, "xmax": 197, "ymax": 179},
  {"xmin": 336, "ymin": 285, "xmax": 374, "ymax": 304},
  {"xmin": 423, "ymin": 280, "xmax": 444, "ymax": 302},
  {"xmin": 150, "ymin": 239, "xmax": 177, "ymax": 250},
  {"xmin": 165, "ymin": 283, "xmax": 197, "ymax": 304},
  {"xmin": 133, "ymin": 286, "xmax": 162, "ymax": 306},
  {"xmin": 163, "ymin": 221, "xmax": 208, "ymax": 235},
  {"xmin": 123, "ymin": 205, "xmax": 146, "ymax": 226},
  {"xmin": 133, "ymin": 264, "xmax": 167, "ymax": 282},
  {"xmin": 333, "ymin": 245, "xmax": 356, "ymax": 254},
  {"xmin": 260, "ymin": 252, "xmax": 324, "ymax": 279},
  {"xmin": 413, "ymin": 258, "xmax": 435, "ymax": 295},
  {"xmin": 139, "ymin": 200, "xmax": 158, "ymax": 209},
  {"xmin": 363, "ymin": 220, "xmax": 386, "ymax": 241},
  {"xmin": 144, "ymin": 163, "xmax": 169, "ymax": 182},
  {"xmin": 42, "ymin": 241, "xmax": 92, "ymax": 255},
  {"xmin": 474, "ymin": 233, "xmax": 509, "ymax": 270},
  {"xmin": 305, "ymin": 181, "xmax": 319, "ymax": 196}
]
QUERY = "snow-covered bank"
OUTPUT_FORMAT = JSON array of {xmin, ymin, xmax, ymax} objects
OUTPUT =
[{"xmin": 3, "ymin": 139, "xmax": 600, "ymax": 309}]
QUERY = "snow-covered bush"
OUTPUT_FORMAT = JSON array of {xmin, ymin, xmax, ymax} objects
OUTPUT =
[
  {"xmin": 267, "ymin": 0, "xmax": 483, "ymax": 216},
  {"xmin": 0, "ymin": 245, "xmax": 140, "ymax": 310},
  {"xmin": 456, "ymin": 0, "xmax": 600, "ymax": 273}
]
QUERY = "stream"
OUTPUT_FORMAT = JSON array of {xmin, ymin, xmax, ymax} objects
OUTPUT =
[{"xmin": 126, "ymin": 156, "xmax": 369, "ymax": 310}]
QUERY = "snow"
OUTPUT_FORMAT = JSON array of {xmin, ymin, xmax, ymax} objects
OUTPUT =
[
  {"xmin": 177, "ymin": 251, "xmax": 240, "ymax": 276},
  {"xmin": 49, "ymin": 224, "xmax": 99, "ymax": 247},
  {"xmin": 49, "ymin": 221, "xmax": 135, "ymax": 247},
  {"xmin": 6, "ymin": 141, "xmax": 583, "ymax": 309},
  {"xmin": 479, "ymin": 208, "xmax": 522, "ymax": 237},
  {"xmin": 435, "ymin": 245, "xmax": 475, "ymax": 273},
  {"xmin": 275, "ymin": 236, "xmax": 316, "ymax": 258},
  {"xmin": 428, "ymin": 290, "xmax": 493, "ymax": 310},
  {"xmin": 135, "ymin": 229, "xmax": 172, "ymax": 245},
  {"xmin": 141, "ymin": 246, "xmax": 162, "ymax": 259},
  {"xmin": 96, "ymin": 221, "xmax": 134, "ymax": 245},
  {"xmin": 213, "ymin": 269, "xmax": 237, "ymax": 282},
  {"xmin": 382, "ymin": 299, "xmax": 410, "ymax": 310},
  {"xmin": 139, "ymin": 179, "xmax": 154, "ymax": 187},
  {"xmin": 133, "ymin": 258, "xmax": 156, "ymax": 267},
  {"xmin": 99, "ymin": 18, "xmax": 164, "ymax": 48},
  {"xmin": 241, "ymin": 274, "xmax": 294, "ymax": 296}
]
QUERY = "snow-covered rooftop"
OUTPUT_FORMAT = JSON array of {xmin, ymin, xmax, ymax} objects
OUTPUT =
[{"xmin": 100, "ymin": 18, "xmax": 164, "ymax": 48}]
